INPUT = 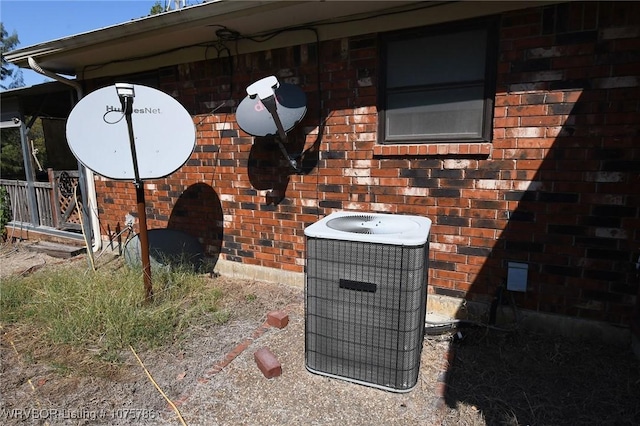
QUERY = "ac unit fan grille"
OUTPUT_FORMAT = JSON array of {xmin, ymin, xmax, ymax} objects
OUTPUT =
[
  {"xmin": 327, "ymin": 215, "xmax": 375, "ymax": 234},
  {"xmin": 326, "ymin": 214, "xmax": 419, "ymax": 235},
  {"xmin": 305, "ymin": 237, "xmax": 429, "ymax": 392}
]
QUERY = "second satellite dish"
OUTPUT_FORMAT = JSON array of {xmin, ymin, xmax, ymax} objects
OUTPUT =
[
  {"xmin": 236, "ymin": 76, "xmax": 307, "ymax": 172},
  {"xmin": 236, "ymin": 76, "xmax": 307, "ymax": 138},
  {"xmin": 66, "ymin": 84, "xmax": 196, "ymax": 180}
]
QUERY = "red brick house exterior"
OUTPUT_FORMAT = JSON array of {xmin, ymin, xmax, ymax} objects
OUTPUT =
[
  {"xmin": 88, "ymin": 1, "xmax": 639, "ymax": 334},
  {"xmin": 10, "ymin": 2, "xmax": 639, "ymax": 339}
]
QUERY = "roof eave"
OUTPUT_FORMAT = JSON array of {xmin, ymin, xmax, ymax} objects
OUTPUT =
[
  {"xmin": 3, "ymin": 0, "xmax": 283, "ymax": 72},
  {"xmin": 5, "ymin": 1, "xmax": 563, "ymax": 80}
]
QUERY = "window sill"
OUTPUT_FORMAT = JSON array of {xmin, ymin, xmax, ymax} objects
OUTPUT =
[{"xmin": 373, "ymin": 142, "xmax": 492, "ymax": 157}]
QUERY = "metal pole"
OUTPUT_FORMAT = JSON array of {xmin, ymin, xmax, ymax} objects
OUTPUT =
[
  {"xmin": 261, "ymin": 95, "xmax": 300, "ymax": 172},
  {"xmin": 135, "ymin": 184, "xmax": 153, "ymax": 303},
  {"xmin": 122, "ymin": 96, "xmax": 153, "ymax": 303}
]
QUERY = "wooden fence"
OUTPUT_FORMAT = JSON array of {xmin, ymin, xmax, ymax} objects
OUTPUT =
[
  {"xmin": 0, "ymin": 170, "xmax": 81, "ymax": 230},
  {"xmin": 0, "ymin": 179, "xmax": 55, "ymax": 227}
]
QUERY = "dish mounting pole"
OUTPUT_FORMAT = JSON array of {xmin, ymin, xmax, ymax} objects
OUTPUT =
[
  {"xmin": 117, "ymin": 83, "xmax": 153, "ymax": 303},
  {"xmin": 247, "ymin": 77, "xmax": 300, "ymax": 172}
]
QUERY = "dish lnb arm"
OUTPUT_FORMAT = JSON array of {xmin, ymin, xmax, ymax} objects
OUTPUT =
[
  {"xmin": 114, "ymin": 83, "xmax": 142, "ymax": 186},
  {"xmin": 115, "ymin": 83, "xmax": 135, "ymax": 99},
  {"xmin": 116, "ymin": 83, "xmax": 135, "ymax": 115},
  {"xmin": 245, "ymin": 76, "xmax": 300, "ymax": 171},
  {"xmin": 246, "ymin": 76, "xmax": 287, "ymax": 143}
]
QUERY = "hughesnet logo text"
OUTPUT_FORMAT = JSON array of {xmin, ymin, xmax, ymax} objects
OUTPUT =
[{"xmin": 106, "ymin": 105, "xmax": 162, "ymax": 114}]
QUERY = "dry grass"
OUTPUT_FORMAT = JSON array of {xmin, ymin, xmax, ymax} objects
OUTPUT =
[{"xmin": 0, "ymin": 246, "xmax": 225, "ymax": 376}]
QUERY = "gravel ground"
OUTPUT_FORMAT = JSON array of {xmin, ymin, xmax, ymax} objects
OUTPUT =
[
  {"xmin": 1, "ymin": 244, "xmax": 450, "ymax": 426},
  {"xmin": 173, "ymin": 301, "xmax": 448, "ymax": 426},
  {"xmin": 5, "ymin": 243, "xmax": 638, "ymax": 426}
]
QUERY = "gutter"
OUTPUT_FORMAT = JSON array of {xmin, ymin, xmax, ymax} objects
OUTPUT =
[{"xmin": 27, "ymin": 57, "xmax": 102, "ymax": 255}]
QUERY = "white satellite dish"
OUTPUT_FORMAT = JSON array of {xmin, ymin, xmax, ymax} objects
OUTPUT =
[
  {"xmin": 236, "ymin": 76, "xmax": 306, "ymax": 171},
  {"xmin": 66, "ymin": 83, "xmax": 197, "ymax": 302},
  {"xmin": 236, "ymin": 77, "xmax": 307, "ymax": 138},
  {"xmin": 66, "ymin": 84, "xmax": 196, "ymax": 180}
]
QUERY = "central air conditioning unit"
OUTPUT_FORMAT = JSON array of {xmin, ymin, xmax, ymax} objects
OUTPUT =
[{"xmin": 304, "ymin": 211, "xmax": 432, "ymax": 392}]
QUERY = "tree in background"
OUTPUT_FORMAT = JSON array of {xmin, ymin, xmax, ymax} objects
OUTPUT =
[
  {"xmin": 150, "ymin": 1, "xmax": 200, "ymax": 15},
  {"xmin": 1, "ymin": 128, "xmax": 24, "ymax": 178},
  {"xmin": 0, "ymin": 22, "xmax": 24, "ymax": 90},
  {"xmin": 1, "ymin": 21, "xmax": 45, "ymax": 180},
  {"xmin": 1, "ymin": 119, "xmax": 46, "ymax": 180},
  {"xmin": 150, "ymin": 1, "xmax": 164, "ymax": 15}
]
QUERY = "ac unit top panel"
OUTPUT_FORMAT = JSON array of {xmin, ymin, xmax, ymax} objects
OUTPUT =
[{"xmin": 304, "ymin": 211, "xmax": 432, "ymax": 246}]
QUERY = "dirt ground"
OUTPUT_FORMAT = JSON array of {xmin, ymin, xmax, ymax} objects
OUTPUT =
[
  {"xmin": 2, "ymin": 243, "xmax": 639, "ymax": 426},
  {"xmin": 0, "ymin": 244, "xmax": 451, "ymax": 426}
]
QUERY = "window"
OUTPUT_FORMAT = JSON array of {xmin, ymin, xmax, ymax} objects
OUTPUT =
[{"xmin": 379, "ymin": 19, "xmax": 498, "ymax": 144}]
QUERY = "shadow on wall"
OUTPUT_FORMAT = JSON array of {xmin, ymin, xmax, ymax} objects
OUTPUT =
[
  {"xmin": 167, "ymin": 182, "xmax": 224, "ymax": 273},
  {"xmin": 441, "ymin": 3, "xmax": 640, "ymax": 424},
  {"xmin": 248, "ymin": 136, "xmax": 296, "ymax": 205},
  {"xmin": 247, "ymin": 123, "xmax": 321, "ymax": 205}
]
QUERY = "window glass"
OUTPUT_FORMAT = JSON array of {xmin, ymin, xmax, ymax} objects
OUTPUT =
[
  {"xmin": 386, "ymin": 30, "xmax": 487, "ymax": 88},
  {"xmin": 380, "ymin": 20, "xmax": 496, "ymax": 144},
  {"xmin": 386, "ymin": 85, "xmax": 485, "ymax": 140}
]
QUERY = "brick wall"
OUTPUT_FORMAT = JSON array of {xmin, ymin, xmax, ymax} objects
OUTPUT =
[
  {"xmin": 490, "ymin": 1, "xmax": 640, "ymax": 324},
  {"xmin": 94, "ymin": 1, "xmax": 639, "ymax": 326}
]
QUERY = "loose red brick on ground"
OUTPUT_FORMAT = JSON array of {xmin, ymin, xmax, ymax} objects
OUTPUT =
[
  {"xmin": 267, "ymin": 311, "xmax": 289, "ymax": 329},
  {"xmin": 254, "ymin": 347, "xmax": 282, "ymax": 378}
]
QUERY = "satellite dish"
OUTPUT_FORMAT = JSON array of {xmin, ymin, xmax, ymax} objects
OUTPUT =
[
  {"xmin": 236, "ymin": 76, "xmax": 307, "ymax": 171},
  {"xmin": 66, "ymin": 84, "xmax": 196, "ymax": 180},
  {"xmin": 236, "ymin": 79, "xmax": 307, "ymax": 137},
  {"xmin": 66, "ymin": 83, "xmax": 197, "ymax": 302}
]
